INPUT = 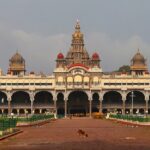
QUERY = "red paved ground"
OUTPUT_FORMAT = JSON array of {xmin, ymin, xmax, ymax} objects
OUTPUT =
[{"xmin": 0, "ymin": 118, "xmax": 150, "ymax": 150}]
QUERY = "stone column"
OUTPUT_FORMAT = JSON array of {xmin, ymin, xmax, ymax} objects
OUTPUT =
[
  {"xmin": 7, "ymin": 92, "xmax": 12, "ymax": 116},
  {"xmin": 40, "ymin": 109, "xmax": 42, "ymax": 114},
  {"xmin": 145, "ymin": 93, "xmax": 149, "ymax": 114},
  {"xmin": 122, "ymin": 92, "xmax": 127, "ymax": 115},
  {"xmin": 54, "ymin": 100, "xmax": 57, "ymax": 116},
  {"xmin": 146, "ymin": 100, "xmax": 149, "ymax": 113},
  {"xmin": 31, "ymin": 100, "xmax": 34, "ymax": 115},
  {"xmin": 122, "ymin": 100, "xmax": 126, "ymax": 115},
  {"xmin": 89, "ymin": 99, "xmax": 92, "ymax": 117},
  {"xmin": 99, "ymin": 99, "xmax": 103, "ymax": 113},
  {"xmin": 17, "ymin": 109, "xmax": 19, "ymax": 116},
  {"xmin": 29, "ymin": 91, "xmax": 35, "ymax": 115},
  {"xmin": 64, "ymin": 99, "xmax": 67, "ymax": 118}
]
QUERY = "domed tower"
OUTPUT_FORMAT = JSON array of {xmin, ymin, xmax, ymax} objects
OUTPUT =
[
  {"xmin": 91, "ymin": 52, "xmax": 101, "ymax": 68},
  {"xmin": 66, "ymin": 20, "xmax": 90, "ymax": 66},
  {"xmin": 130, "ymin": 49, "xmax": 148, "ymax": 75},
  {"xmin": 8, "ymin": 51, "xmax": 26, "ymax": 75},
  {"xmin": 56, "ymin": 52, "xmax": 66, "ymax": 68}
]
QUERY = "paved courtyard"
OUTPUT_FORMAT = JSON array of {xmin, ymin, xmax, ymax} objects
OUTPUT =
[{"xmin": 0, "ymin": 118, "xmax": 150, "ymax": 150}]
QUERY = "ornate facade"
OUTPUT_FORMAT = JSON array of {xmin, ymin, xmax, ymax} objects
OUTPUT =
[{"xmin": 0, "ymin": 21, "xmax": 150, "ymax": 117}]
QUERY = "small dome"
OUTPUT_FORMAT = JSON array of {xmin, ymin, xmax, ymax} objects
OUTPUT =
[
  {"xmin": 92, "ymin": 52, "xmax": 100, "ymax": 60},
  {"xmin": 10, "ymin": 52, "xmax": 25, "ymax": 64},
  {"xmin": 57, "ymin": 53, "xmax": 64, "ymax": 59},
  {"xmin": 131, "ymin": 50, "xmax": 145, "ymax": 65}
]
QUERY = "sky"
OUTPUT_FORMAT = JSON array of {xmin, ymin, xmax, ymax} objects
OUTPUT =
[{"xmin": 0, "ymin": 0, "xmax": 150, "ymax": 74}]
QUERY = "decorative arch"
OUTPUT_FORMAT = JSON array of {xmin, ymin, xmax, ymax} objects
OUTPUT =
[
  {"xmin": 74, "ymin": 75, "xmax": 82, "ymax": 82},
  {"xmin": 103, "ymin": 91, "xmax": 122, "ymax": 112},
  {"xmin": 126, "ymin": 91, "xmax": 145, "ymax": 114},
  {"xmin": 68, "ymin": 91, "xmax": 89, "ymax": 115},
  {"xmin": 34, "ymin": 91, "xmax": 53, "ymax": 107},
  {"xmin": 0, "ymin": 91, "xmax": 8, "ymax": 106},
  {"xmin": 12, "ymin": 91, "xmax": 30, "ymax": 107}
]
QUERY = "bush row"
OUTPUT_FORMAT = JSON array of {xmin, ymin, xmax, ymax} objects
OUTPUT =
[{"xmin": 110, "ymin": 114, "xmax": 150, "ymax": 122}]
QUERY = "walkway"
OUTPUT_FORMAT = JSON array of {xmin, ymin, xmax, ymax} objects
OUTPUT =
[{"xmin": 0, "ymin": 118, "xmax": 150, "ymax": 150}]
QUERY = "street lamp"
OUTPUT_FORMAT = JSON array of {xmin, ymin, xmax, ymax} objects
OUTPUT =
[{"xmin": 130, "ymin": 91, "xmax": 135, "ymax": 115}]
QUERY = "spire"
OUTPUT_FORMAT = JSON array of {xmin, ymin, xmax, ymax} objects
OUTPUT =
[{"xmin": 75, "ymin": 19, "xmax": 80, "ymax": 32}]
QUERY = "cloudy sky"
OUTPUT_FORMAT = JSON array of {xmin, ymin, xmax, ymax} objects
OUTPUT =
[{"xmin": 0, "ymin": 0, "xmax": 150, "ymax": 74}]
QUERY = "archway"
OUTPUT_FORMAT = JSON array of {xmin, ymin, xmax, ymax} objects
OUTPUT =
[
  {"xmin": 126, "ymin": 91, "xmax": 145, "ymax": 114},
  {"xmin": 103, "ymin": 91, "xmax": 122, "ymax": 113},
  {"xmin": 12, "ymin": 91, "xmax": 30, "ymax": 108},
  {"xmin": 12, "ymin": 109, "xmax": 17, "ymax": 114},
  {"xmin": 19, "ymin": 109, "xmax": 25, "ymax": 114},
  {"xmin": 3, "ymin": 109, "xmax": 8, "ymax": 114},
  {"xmin": 0, "ymin": 91, "xmax": 8, "ymax": 107},
  {"xmin": 68, "ymin": 91, "xmax": 89, "ymax": 116},
  {"xmin": 92, "ymin": 93, "xmax": 99, "ymax": 113},
  {"xmin": 57, "ymin": 93, "xmax": 65, "ymax": 115},
  {"xmin": 34, "ymin": 91, "xmax": 53, "ymax": 108},
  {"xmin": 34, "ymin": 109, "xmax": 40, "ymax": 114}
]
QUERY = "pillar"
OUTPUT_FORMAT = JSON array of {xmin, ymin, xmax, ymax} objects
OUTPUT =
[
  {"xmin": 64, "ymin": 99, "xmax": 67, "ymax": 118},
  {"xmin": 89, "ymin": 99, "xmax": 92, "ymax": 117},
  {"xmin": 7, "ymin": 92, "xmax": 12, "ymax": 116},
  {"xmin": 99, "ymin": 99, "xmax": 103, "ymax": 113},
  {"xmin": 8, "ymin": 100, "xmax": 11, "ymax": 115},
  {"xmin": 122, "ymin": 100, "xmax": 126, "ymax": 115},
  {"xmin": 31, "ymin": 100, "xmax": 34, "ymax": 115},
  {"xmin": 122, "ymin": 92, "xmax": 127, "ymax": 115},
  {"xmin": 29, "ymin": 91, "xmax": 35, "ymax": 115},
  {"xmin": 40, "ymin": 109, "xmax": 42, "ymax": 114},
  {"xmin": 146, "ymin": 100, "xmax": 149, "ymax": 114},
  {"xmin": 17, "ymin": 109, "xmax": 19, "ymax": 116},
  {"xmin": 54, "ymin": 100, "xmax": 57, "ymax": 116}
]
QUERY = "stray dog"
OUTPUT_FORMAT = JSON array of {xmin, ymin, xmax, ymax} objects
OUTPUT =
[{"xmin": 77, "ymin": 129, "xmax": 88, "ymax": 138}]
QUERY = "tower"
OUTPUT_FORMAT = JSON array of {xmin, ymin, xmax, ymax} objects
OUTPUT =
[
  {"xmin": 8, "ymin": 51, "xmax": 26, "ymax": 76},
  {"xmin": 130, "ymin": 49, "xmax": 148, "ymax": 75},
  {"xmin": 66, "ymin": 20, "xmax": 90, "ymax": 66}
]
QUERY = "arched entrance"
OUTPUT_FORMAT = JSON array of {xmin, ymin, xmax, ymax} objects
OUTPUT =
[
  {"xmin": 103, "ymin": 91, "xmax": 122, "ymax": 113},
  {"xmin": 34, "ymin": 91, "xmax": 53, "ymax": 113},
  {"xmin": 57, "ymin": 93, "xmax": 65, "ymax": 115},
  {"xmin": 126, "ymin": 91, "xmax": 145, "ymax": 114},
  {"xmin": 12, "ymin": 91, "xmax": 30, "ymax": 108},
  {"xmin": 92, "ymin": 93, "xmax": 99, "ymax": 113},
  {"xmin": 68, "ymin": 91, "xmax": 89, "ymax": 116},
  {"xmin": 12, "ymin": 109, "xmax": 17, "ymax": 114},
  {"xmin": 0, "ymin": 91, "xmax": 8, "ymax": 108}
]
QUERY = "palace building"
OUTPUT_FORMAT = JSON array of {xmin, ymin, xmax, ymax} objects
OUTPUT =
[{"xmin": 0, "ymin": 21, "xmax": 150, "ymax": 117}]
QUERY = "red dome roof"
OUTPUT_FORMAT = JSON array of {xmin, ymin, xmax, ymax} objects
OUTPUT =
[
  {"xmin": 57, "ymin": 53, "xmax": 64, "ymax": 59},
  {"xmin": 92, "ymin": 52, "xmax": 100, "ymax": 60}
]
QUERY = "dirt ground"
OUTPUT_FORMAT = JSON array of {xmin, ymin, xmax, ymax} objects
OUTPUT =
[{"xmin": 0, "ymin": 118, "xmax": 150, "ymax": 150}]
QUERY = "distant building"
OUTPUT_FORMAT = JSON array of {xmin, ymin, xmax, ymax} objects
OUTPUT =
[{"xmin": 0, "ymin": 21, "xmax": 150, "ymax": 116}]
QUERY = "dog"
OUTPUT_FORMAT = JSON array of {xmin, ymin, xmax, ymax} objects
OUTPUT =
[{"xmin": 77, "ymin": 129, "xmax": 88, "ymax": 138}]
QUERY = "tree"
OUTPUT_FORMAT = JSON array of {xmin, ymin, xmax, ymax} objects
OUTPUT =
[{"xmin": 118, "ymin": 65, "xmax": 130, "ymax": 72}]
